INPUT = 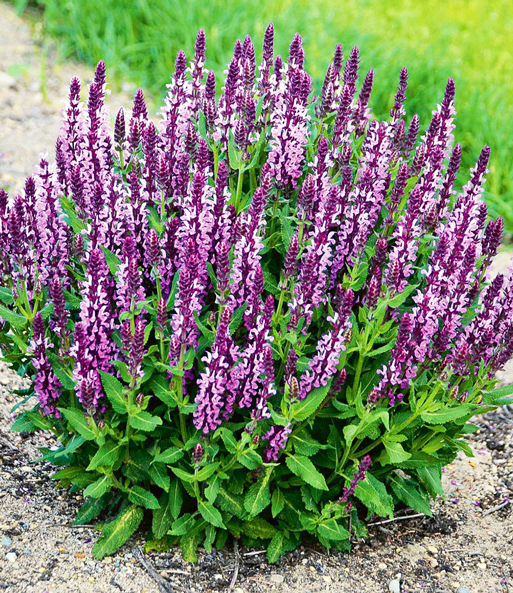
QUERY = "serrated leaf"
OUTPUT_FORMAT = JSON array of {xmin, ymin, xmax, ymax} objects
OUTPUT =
[
  {"xmin": 171, "ymin": 513, "xmax": 197, "ymax": 536},
  {"xmin": 93, "ymin": 505, "xmax": 143, "ymax": 559},
  {"xmin": 129, "ymin": 411, "xmax": 163, "ymax": 432},
  {"xmin": 195, "ymin": 462, "xmax": 220, "ymax": 482},
  {"xmin": 83, "ymin": 475, "xmax": 113, "ymax": 499},
  {"xmin": 317, "ymin": 519, "xmax": 350, "ymax": 541},
  {"xmin": 267, "ymin": 531, "xmax": 285, "ymax": 563},
  {"xmin": 180, "ymin": 534, "xmax": 199, "ymax": 562},
  {"xmin": 218, "ymin": 488, "xmax": 245, "ymax": 518},
  {"xmin": 242, "ymin": 517, "xmax": 277, "ymax": 539},
  {"xmin": 100, "ymin": 246, "xmax": 122, "ymax": 276},
  {"xmin": 379, "ymin": 440, "xmax": 412, "ymax": 465},
  {"xmin": 154, "ymin": 446, "xmax": 183, "ymax": 465},
  {"xmin": 291, "ymin": 384, "xmax": 331, "ymax": 421},
  {"xmin": 389, "ymin": 474, "xmax": 432, "ymax": 516},
  {"xmin": 271, "ymin": 489, "xmax": 285, "ymax": 518},
  {"xmin": 387, "ymin": 284, "xmax": 419, "ymax": 308},
  {"xmin": 152, "ymin": 491, "xmax": 174, "ymax": 539},
  {"xmin": 100, "ymin": 371, "xmax": 128, "ymax": 414},
  {"xmin": 87, "ymin": 440, "xmax": 126, "ymax": 471},
  {"xmin": 129, "ymin": 486, "xmax": 160, "ymax": 509},
  {"xmin": 11, "ymin": 412, "xmax": 37, "ymax": 432},
  {"xmin": 73, "ymin": 493, "xmax": 111, "ymax": 525},
  {"xmin": 205, "ymin": 474, "xmax": 221, "ymax": 503},
  {"xmin": 170, "ymin": 466, "xmax": 195, "ymax": 483},
  {"xmin": 355, "ymin": 472, "xmax": 394, "ymax": 518},
  {"xmin": 47, "ymin": 352, "xmax": 76, "ymax": 390},
  {"xmin": 237, "ymin": 448, "xmax": 263, "ymax": 470},
  {"xmin": 286, "ymin": 454, "xmax": 328, "ymax": 491},
  {"xmin": 0, "ymin": 304, "xmax": 27, "ymax": 328},
  {"xmin": 149, "ymin": 376, "xmax": 176, "ymax": 407},
  {"xmin": 149, "ymin": 462, "xmax": 170, "ymax": 492},
  {"xmin": 421, "ymin": 405, "xmax": 472, "ymax": 425},
  {"xmin": 219, "ymin": 428, "xmax": 237, "ymax": 453},
  {"xmin": 292, "ymin": 432, "xmax": 323, "ymax": 456},
  {"xmin": 417, "ymin": 466, "xmax": 444, "ymax": 498},
  {"xmin": 198, "ymin": 500, "xmax": 225, "ymax": 528},
  {"xmin": 60, "ymin": 408, "xmax": 96, "ymax": 441},
  {"xmin": 244, "ymin": 467, "xmax": 273, "ymax": 517}
]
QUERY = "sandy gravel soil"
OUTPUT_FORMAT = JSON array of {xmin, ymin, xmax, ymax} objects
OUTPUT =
[{"xmin": 0, "ymin": 3, "xmax": 512, "ymax": 592}]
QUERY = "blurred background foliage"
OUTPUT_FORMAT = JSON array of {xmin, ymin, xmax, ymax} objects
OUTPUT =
[{"xmin": 11, "ymin": 0, "xmax": 513, "ymax": 231}]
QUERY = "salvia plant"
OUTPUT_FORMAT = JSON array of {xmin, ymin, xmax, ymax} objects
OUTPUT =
[{"xmin": 1, "ymin": 25, "xmax": 512, "ymax": 562}]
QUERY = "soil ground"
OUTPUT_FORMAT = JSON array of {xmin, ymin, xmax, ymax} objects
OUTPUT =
[{"xmin": 0, "ymin": 3, "xmax": 512, "ymax": 592}]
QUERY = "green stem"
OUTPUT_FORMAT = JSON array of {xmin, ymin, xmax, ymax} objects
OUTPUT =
[{"xmin": 234, "ymin": 168, "xmax": 244, "ymax": 213}]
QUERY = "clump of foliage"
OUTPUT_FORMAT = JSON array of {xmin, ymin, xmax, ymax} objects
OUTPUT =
[{"xmin": 1, "ymin": 26, "xmax": 512, "ymax": 562}]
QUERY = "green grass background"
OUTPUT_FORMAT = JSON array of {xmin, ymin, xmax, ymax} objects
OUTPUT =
[{"xmin": 13, "ymin": 0, "xmax": 513, "ymax": 230}]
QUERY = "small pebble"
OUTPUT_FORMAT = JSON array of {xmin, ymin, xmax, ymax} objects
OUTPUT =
[
  {"xmin": 378, "ymin": 562, "xmax": 387, "ymax": 570},
  {"xmin": 2, "ymin": 536, "xmax": 12, "ymax": 547},
  {"xmin": 270, "ymin": 574, "xmax": 284, "ymax": 584},
  {"xmin": 6, "ymin": 552, "xmax": 17, "ymax": 563},
  {"xmin": 457, "ymin": 588, "xmax": 471, "ymax": 593},
  {"xmin": 389, "ymin": 578, "xmax": 401, "ymax": 593},
  {"xmin": 427, "ymin": 545, "xmax": 438, "ymax": 555}
]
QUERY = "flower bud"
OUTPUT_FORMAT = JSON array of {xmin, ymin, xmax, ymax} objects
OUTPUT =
[{"xmin": 193, "ymin": 443, "xmax": 204, "ymax": 464}]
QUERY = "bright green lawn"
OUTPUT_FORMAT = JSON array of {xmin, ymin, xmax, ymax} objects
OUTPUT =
[{"xmin": 14, "ymin": 0, "xmax": 513, "ymax": 229}]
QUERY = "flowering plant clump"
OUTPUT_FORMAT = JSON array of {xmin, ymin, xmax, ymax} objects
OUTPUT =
[{"xmin": 1, "ymin": 26, "xmax": 513, "ymax": 561}]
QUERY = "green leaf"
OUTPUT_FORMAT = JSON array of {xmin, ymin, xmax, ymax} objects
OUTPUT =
[
  {"xmin": 286, "ymin": 455, "xmax": 328, "ymax": 491},
  {"xmin": 153, "ymin": 446, "xmax": 183, "ymax": 465},
  {"xmin": 417, "ymin": 466, "xmax": 444, "ymax": 498},
  {"xmin": 280, "ymin": 217, "xmax": 294, "ymax": 250},
  {"xmin": 218, "ymin": 488, "xmax": 245, "ymax": 519},
  {"xmin": 149, "ymin": 462, "xmax": 170, "ymax": 492},
  {"xmin": 100, "ymin": 371, "xmax": 128, "ymax": 414},
  {"xmin": 355, "ymin": 473, "xmax": 394, "ymax": 519},
  {"xmin": 292, "ymin": 432, "xmax": 323, "ymax": 456},
  {"xmin": 267, "ymin": 532, "xmax": 285, "ymax": 563},
  {"xmin": 290, "ymin": 384, "xmax": 330, "ymax": 421},
  {"xmin": 237, "ymin": 448, "xmax": 263, "ymax": 470},
  {"xmin": 129, "ymin": 411, "xmax": 163, "ymax": 432},
  {"xmin": 389, "ymin": 474, "xmax": 432, "ymax": 516},
  {"xmin": 421, "ymin": 405, "xmax": 472, "ymax": 424},
  {"xmin": 73, "ymin": 493, "xmax": 111, "ymax": 525},
  {"xmin": 11, "ymin": 412, "xmax": 37, "ymax": 432},
  {"xmin": 379, "ymin": 440, "xmax": 412, "ymax": 465},
  {"xmin": 198, "ymin": 501, "xmax": 225, "ymax": 528},
  {"xmin": 60, "ymin": 408, "xmax": 96, "ymax": 441},
  {"xmin": 0, "ymin": 304, "xmax": 27, "ymax": 328},
  {"xmin": 152, "ymin": 491, "xmax": 174, "ymax": 539},
  {"xmin": 367, "ymin": 341, "xmax": 395, "ymax": 358},
  {"xmin": 170, "ymin": 466, "xmax": 195, "ymax": 483},
  {"xmin": 219, "ymin": 428, "xmax": 237, "ymax": 454},
  {"xmin": 100, "ymin": 246, "xmax": 122, "ymax": 276},
  {"xmin": 195, "ymin": 462, "xmax": 220, "ymax": 482},
  {"xmin": 87, "ymin": 441, "xmax": 126, "ymax": 471},
  {"xmin": 244, "ymin": 466, "xmax": 273, "ymax": 518},
  {"xmin": 205, "ymin": 474, "xmax": 221, "ymax": 503},
  {"xmin": 317, "ymin": 519, "xmax": 350, "ymax": 541},
  {"xmin": 229, "ymin": 304, "xmax": 247, "ymax": 334},
  {"xmin": 181, "ymin": 534, "xmax": 199, "ymax": 562},
  {"xmin": 129, "ymin": 486, "xmax": 161, "ymax": 509},
  {"xmin": 242, "ymin": 517, "xmax": 277, "ymax": 539},
  {"xmin": 83, "ymin": 475, "xmax": 113, "ymax": 499},
  {"xmin": 93, "ymin": 505, "xmax": 143, "ymax": 559},
  {"xmin": 271, "ymin": 489, "xmax": 285, "ymax": 518},
  {"xmin": 483, "ymin": 384, "xmax": 513, "ymax": 405},
  {"xmin": 171, "ymin": 513, "xmax": 197, "ymax": 536},
  {"xmin": 168, "ymin": 479, "xmax": 183, "ymax": 520},
  {"xmin": 387, "ymin": 284, "xmax": 419, "ymax": 308},
  {"xmin": 0, "ymin": 287, "xmax": 14, "ymax": 304},
  {"xmin": 149, "ymin": 376, "xmax": 176, "ymax": 407},
  {"xmin": 47, "ymin": 352, "xmax": 76, "ymax": 390}
]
